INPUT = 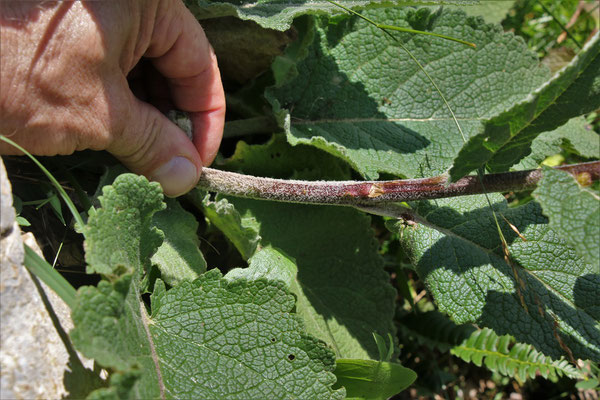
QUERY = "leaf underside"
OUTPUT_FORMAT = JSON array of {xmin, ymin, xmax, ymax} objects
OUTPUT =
[
  {"xmin": 268, "ymin": 7, "xmax": 549, "ymax": 179},
  {"xmin": 450, "ymin": 32, "xmax": 600, "ymax": 179},
  {"xmin": 387, "ymin": 193, "xmax": 600, "ymax": 362}
]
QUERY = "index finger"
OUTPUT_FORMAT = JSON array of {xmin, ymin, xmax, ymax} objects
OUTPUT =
[{"xmin": 145, "ymin": 0, "xmax": 225, "ymax": 165}]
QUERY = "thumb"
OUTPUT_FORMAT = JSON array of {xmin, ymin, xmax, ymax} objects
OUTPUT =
[{"xmin": 108, "ymin": 97, "xmax": 203, "ymax": 197}]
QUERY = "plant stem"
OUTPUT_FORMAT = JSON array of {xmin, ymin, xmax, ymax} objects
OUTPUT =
[{"xmin": 197, "ymin": 161, "xmax": 600, "ymax": 208}]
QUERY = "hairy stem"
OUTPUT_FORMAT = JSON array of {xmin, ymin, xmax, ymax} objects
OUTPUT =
[{"xmin": 197, "ymin": 161, "xmax": 600, "ymax": 211}]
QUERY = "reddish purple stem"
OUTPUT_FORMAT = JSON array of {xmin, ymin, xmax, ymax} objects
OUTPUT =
[{"xmin": 197, "ymin": 161, "xmax": 600, "ymax": 206}]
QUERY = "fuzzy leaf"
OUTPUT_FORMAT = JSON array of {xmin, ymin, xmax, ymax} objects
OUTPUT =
[
  {"xmin": 451, "ymin": 32, "xmax": 600, "ymax": 179},
  {"xmin": 217, "ymin": 199, "xmax": 397, "ymax": 360},
  {"xmin": 194, "ymin": 191, "xmax": 261, "ymax": 260},
  {"xmin": 332, "ymin": 359, "xmax": 417, "ymax": 399},
  {"xmin": 226, "ymin": 246, "xmax": 298, "ymax": 287},
  {"xmin": 452, "ymin": 328, "xmax": 585, "ymax": 381},
  {"xmin": 150, "ymin": 270, "xmax": 344, "ymax": 399},
  {"xmin": 83, "ymin": 174, "xmax": 165, "ymax": 277},
  {"xmin": 387, "ymin": 194, "xmax": 600, "ymax": 362},
  {"xmin": 71, "ymin": 275, "xmax": 160, "ymax": 399},
  {"xmin": 73, "ymin": 174, "xmax": 345, "ymax": 399},
  {"xmin": 151, "ymin": 198, "xmax": 207, "ymax": 286},
  {"xmin": 267, "ymin": 7, "xmax": 548, "ymax": 179},
  {"xmin": 185, "ymin": 0, "xmax": 478, "ymax": 31},
  {"xmin": 533, "ymin": 167, "xmax": 600, "ymax": 269},
  {"xmin": 74, "ymin": 271, "xmax": 345, "ymax": 399},
  {"xmin": 196, "ymin": 139, "xmax": 397, "ymax": 359}
]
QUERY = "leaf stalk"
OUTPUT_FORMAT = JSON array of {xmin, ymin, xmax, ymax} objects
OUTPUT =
[{"xmin": 196, "ymin": 161, "xmax": 600, "ymax": 214}]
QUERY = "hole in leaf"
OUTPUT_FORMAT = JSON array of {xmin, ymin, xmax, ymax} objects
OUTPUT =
[{"xmin": 288, "ymin": 354, "xmax": 295, "ymax": 361}]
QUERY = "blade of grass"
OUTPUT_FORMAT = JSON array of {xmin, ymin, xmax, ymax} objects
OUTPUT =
[
  {"xmin": 0, "ymin": 135, "xmax": 84, "ymax": 228},
  {"xmin": 24, "ymin": 244, "xmax": 77, "ymax": 309},
  {"xmin": 52, "ymin": 240, "xmax": 65, "ymax": 268}
]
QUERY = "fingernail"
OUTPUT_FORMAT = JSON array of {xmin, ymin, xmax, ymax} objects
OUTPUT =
[{"xmin": 150, "ymin": 157, "xmax": 199, "ymax": 197}]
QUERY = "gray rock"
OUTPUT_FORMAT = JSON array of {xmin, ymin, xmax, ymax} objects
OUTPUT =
[{"xmin": 0, "ymin": 157, "xmax": 104, "ymax": 399}]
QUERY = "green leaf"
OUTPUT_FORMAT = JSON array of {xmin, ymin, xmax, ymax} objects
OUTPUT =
[
  {"xmin": 192, "ymin": 190, "xmax": 261, "ymax": 260},
  {"xmin": 89, "ymin": 171, "xmax": 205, "ymax": 286},
  {"xmin": 447, "ymin": 1, "xmax": 514, "ymax": 24},
  {"xmin": 71, "ymin": 274, "xmax": 160, "ymax": 398},
  {"xmin": 73, "ymin": 174, "xmax": 345, "ymax": 398},
  {"xmin": 387, "ymin": 194, "xmax": 600, "ymax": 361},
  {"xmin": 332, "ymin": 359, "xmax": 417, "ymax": 399},
  {"xmin": 451, "ymin": 32, "xmax": 600, "ymax": 179},
  {"xmin": 576, "ymin": 378, "xmax": 600, "ymax": 390},
  {"xmin": 150, "ymin": 198, "xmax": 207, "ymax": 286},
  {"xmin": 47, "ymin": 192, "xmax": 66, "ymax": 226},
  {"xmin": 74, "ymin": 270, "xmax": 346, "ymax": 399},
  {"xmin": 24, "ymin": 244, "xmax": 77, "ymax": 309},
  {"xmin": 16, "ymin": 216, "xmax": 31, "ymax": 226},
  {"xmin": 83, "ymin": 174, "xmax": 165, "ymax": 278},
  {"xmin": 185, "ymin": 0, "xmax": 478, "ymax": 31},
  {"xmin": 372, "ymin": 332, "xmax": 394, "ymax": 362},
  {"xmin": 222, "ymin": 134, "xmax": 351, "ymax": 180},
  {"xmin": 226, "ymin": 246, "xmax": 298, "ymax": 287},
  {"xmin": 196, "ymin": 138, "xmax": 397, "ymax": 360},
  {"xmin": 217, "ymin": 199, "xmax": 398, "ymax": 360},
  {"xmin": 267, "ymin": 7, "xmax": 549, "ymax": 179},
  {"xmin": 533, "ymin": 167, "xmax": 600, "ymax": 269},
  {"xmin": 400, "ymin": 311, "xmax": 585, "ymax": 381},
  {"xmin": 513, "ymin": 117, "xmax": 599, "ymax": 170},
  {"xmin": 451, "ymin": 328, "xmax": 585, "ymax": 381},
  {"xmin": 151, "ymin": 270, "xmax": 345, "ymax": 399}
]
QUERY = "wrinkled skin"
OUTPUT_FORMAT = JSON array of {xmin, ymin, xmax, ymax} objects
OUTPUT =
[{"xmin": 0, "ymin": 0, "xmax": 225, "ymax": 196}]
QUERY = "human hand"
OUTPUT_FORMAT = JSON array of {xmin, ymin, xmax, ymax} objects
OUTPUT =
[{"xmin": 0, "ymin": 0, "xmax": 225, "ymax": 197}]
